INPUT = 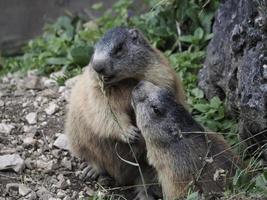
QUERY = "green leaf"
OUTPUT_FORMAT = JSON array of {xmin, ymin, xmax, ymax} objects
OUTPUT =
[
  {"xmin": 46, "ymin": 57, "xmax": 69, "ymax": 65},
  {"xmin": 255, "ymin": 174, "xmax": 267, "ymax": 191},
  {"xmin": 210, "ymin": 97, "xmax": 222, "ymax": 109},
  {"xmin": 70, "ymin": 45, "xmax": 94, "ymax": 66},
  {"xmin": 191, "ymin": 88, "xmax": 204, "ymax": 98},
  {"xmin": 193, "ymin": 104, "xmax": 209, "ymax": 112},
  {"xmin": 194, "ymin": 27, "xmax": 204, "ymax": 40},
  {"xmin": 179, "ymin": 35, "xmax": 194, "ymax": 43},
  {"xmin": 186, "ymin": 192, "xmax": 199, "ymax": 200}
]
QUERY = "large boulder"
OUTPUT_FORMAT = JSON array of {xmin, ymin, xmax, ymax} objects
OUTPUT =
[{"xmin": 198, "ymin": 0, "xmax": 267, "ymax": 156}]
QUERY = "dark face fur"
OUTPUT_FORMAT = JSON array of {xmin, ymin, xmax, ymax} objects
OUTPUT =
[
  {"xmin": 91, "ymin": 27, "xmax": 153, "ymax": 85},
  {"xmin": 132, "ymin": 81, "xmax": 204, "ymax": 142}
]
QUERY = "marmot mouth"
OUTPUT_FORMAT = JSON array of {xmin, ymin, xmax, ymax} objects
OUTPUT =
[{"xmin": 102, "ymin": 75, "xmax": 115, "ymax": 84}]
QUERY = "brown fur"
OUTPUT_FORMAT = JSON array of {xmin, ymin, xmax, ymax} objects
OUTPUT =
[
  {"xmin": 65, "ymin": 37, "xmax": 185, "ymax": 196},
  {"xmin": 132, "ymin": 81, "xmax": 239, "ymax": 199}
]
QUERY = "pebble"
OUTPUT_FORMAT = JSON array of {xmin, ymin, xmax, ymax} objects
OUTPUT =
[
  {"xmin": 0, "ymin": 154, "xmax": 25, "ymax": 173},
  {"xmin": 0, "ymin": 123, "xmax": 14, "ymax": 134},
  {"xmin": 0, "ymin": 100, "xmax": 4, "ymax": 106},
  {"xmin": 25, "ymin": 112, "xmax": 37, "ymax": 125},
  {"xmin": 53, "ymin": 134, "xmax": 69, "ymax": 150},
  {"xmin": 36, "ymin": 160, "xmax": 54, "ymax": 171},
  {"xmin": 6, "ymin": 183, "xmax": 32, "ymax": 196},
  {"xmin": 45, "ymin": 102, "xmax": 59, "ymax": 115}
]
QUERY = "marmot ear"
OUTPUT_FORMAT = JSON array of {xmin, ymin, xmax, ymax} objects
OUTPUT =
[{"xmin": 129, "ymin": 28, "xmax": 139, "ymax": 40}]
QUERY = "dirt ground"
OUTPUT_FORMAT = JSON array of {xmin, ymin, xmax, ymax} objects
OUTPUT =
[{"xmin": 0, "ymin": 71, "xmax": 117, "ymax": 200}]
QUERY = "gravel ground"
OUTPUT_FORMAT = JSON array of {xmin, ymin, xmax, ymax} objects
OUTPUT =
[{"xmin": 0, "ymin": 71, "xmax": 113, "ymax": 200}]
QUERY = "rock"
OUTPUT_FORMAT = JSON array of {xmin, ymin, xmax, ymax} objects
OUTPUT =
[
  {"xmin": 0, "ymin": 123, "xmax": 14, "ymax": 134},
  {"xmin": 0, "ymin": 154, "xmax": 24, "ymax": 172},
  {"xmin": 24, "ymin": 158, "xmax": 36, "ymax": 169},
  {"xmin": 25, "ymin": 112, "xmax": 37, "ymax": 125},
  {"xmin": 62, "ymin": 157, "xmax": 72, "ymax": 170},
  {"xmin": 198, "ymin": 0, "xmax": 267, "ymax": 154},
  {"xmin": 0, "ymin": 100, "xmax": 4, "ymax": 106},
  {"xmin": 56, "ymin": 174, "xmax": 68, "ymax": 189},
  {"xmin": 50, "ymin": 70, "xmax": 65, "ymax": 80},
  {"xmin": 36, "ymin": 160, "xmax": 54, "ymax": 171},
  {"xmin": 36, "ymin": 187, "xmax": 53, "ymax": 200},
  {"xmin": 45, "ymin": 102, "xmax": 59, "ymax": 115},
  {"xmin": 23, "ymin": 134, "xmax": 37, "ymax": 147},
  {"xmin": 53, "ymin": 134, "xmax": 69, "ymax": 150},
  {"xmin": 6, "ymin": 183, "xmax": 32, "ymax": 196},
  {"xmin": 43, "ymin": 78, "xmax": 58, "ymax": 88}
]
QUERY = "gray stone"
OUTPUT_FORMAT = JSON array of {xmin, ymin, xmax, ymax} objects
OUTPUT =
[
  {"xmin": 53, "ymin": 134, "xmax": 69, "ymax": 150},
  {"xmin": 36, "ymin": 187, "xmax": 53, "ymax": 200},
  {"xmin": 45, "ymin": 102, "xmax": 59, "ymax": 115},
  {"xmin": 36, "ymin": 160, "xmax": 54, "ymax": 171},
  {"xmin": 0, "ymin": 154, "xmax": 24, "ymax": 172},
  {"xmin": 0, "ymin": 123, "xmax": 14, "ymax": 134},
  {"xmin": 6, "ymin": 183, "xmax": 32, "ymax": 196},
  {"xmin": 25, "ymin": 112, "xmax": 37, "ymax": 125},
  {"xmin": 198, "ymin": 0, "xmax": 267, "ymax": 154},
  {"xmin": 62, "ymin": 157, "xmax": 72, "ymax": 170},
  {"xmin": 0, "ymin": 100, "xmax": 4, "ymax": 107},
  {"xmin": 23, "ymin": 134, "xmax": 37, "ymax": 147}
]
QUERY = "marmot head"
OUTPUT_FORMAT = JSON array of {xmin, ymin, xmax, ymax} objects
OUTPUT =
[
  {"xmin": 91, "ymin": 27, "xmax": 155, "ymax": 85},
  {"xmin": 131, "ymin": 81, "xmax": 204, "ymax": 142}
]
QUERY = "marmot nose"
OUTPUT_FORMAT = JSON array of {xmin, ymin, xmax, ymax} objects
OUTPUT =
[{"xmin": 92, "ymin": 62, "xmax": 106, "ymax": 74}]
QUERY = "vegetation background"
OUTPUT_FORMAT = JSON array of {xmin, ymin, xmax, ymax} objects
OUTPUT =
[{"xmin": 0, "ymin": 0, "xmax": 266, "ymax": 199}]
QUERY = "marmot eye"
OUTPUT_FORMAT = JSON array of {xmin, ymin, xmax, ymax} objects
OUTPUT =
[
  {"xmin": 113, "ymin": 43, "xmax": 123, "ymax": 56},
  {"xmin": 151, "ymin": 105, "xmax": 161, "ymax": 115}
]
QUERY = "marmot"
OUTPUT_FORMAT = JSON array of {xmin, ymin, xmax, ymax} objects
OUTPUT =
[
  {"xmin": 132, "ymin": 81, "xmax": 239, "ymax": 200},
  {"xmin": 65, "ymin": 27, "xmax": 185, "ymax": 199}
]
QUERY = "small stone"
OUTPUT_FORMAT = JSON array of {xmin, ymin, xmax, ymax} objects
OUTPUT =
[
  {"xmin": 62, "ymin": 157, "xmax": 72, "ymax": 170},
  {"xmin": 51, "ymin": 149, "xmax": 60, "ymax": 158},
  {"xmin": 36, "ymin": 160, "xmax": 54, "ymax": 171},
  {"xmin": 36, "ymin": 187, "xmax": 53, "ymax": 200},
  {"xmin": 6, "ymin": 183, "xmax": 32, "ymax": 196},
  {"xmin": 63, "ymin": 196, "xmax": 71, "ymax": 200},
  {"xmin": 43, "ymin": 78, "xmax": 57, "ymax": 88},
  {"xmin": 23, "ymin": 125, "xmax": 37, "ymax": 134},
  {"xmin": 0, "ymin": 154, "xmax": 24, "ymax": 172},
  {"xmin": 85, "ymin": 187, "xmax": 95, "ymax": 196},
  {"xmin": 19, "ymin": 184, "xmax": 32, "ymax": 196},
  {"xmin": 45, "ymin": 102, "xmax": 58, "ymax": 115},
  {"xmin": 0, "ymin": 100, "xmax": 4, "ymax": 107},
  {"xmin": 57, "ymin": 190, "xmax": 66, "ymax": 198},
  {"xmin": 25, "ymin": 191, "xmax": 37, "ymax": 200},
  {"xmin": 23, "ymin": 134, "xmax": 37, "ymax": 147},
  {"xmin": 53, "ymin": 134, "xmax": 69, "ymax": 150},
  {"xmin": 56, "ymin": 174, "xmax": 68, "ymax": 189},
  {"xmin": 0, "ymin": 123, "xmax": 14, "ymax": 134},
  {"xmin": 25, "ymin": 112, "xmax": 37, "ymax": 125},
  {"xmin": 24, "ymin": 158, "xmax": 36, "ymax": 169}
]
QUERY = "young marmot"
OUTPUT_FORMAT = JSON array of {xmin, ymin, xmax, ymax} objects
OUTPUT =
[
  {"xmin": 65, "ymin": 27, "xmax": 185, "ymax": 199},
  {"xmin": 132, "ymin": 81, "xmax": 239, "ymax": 200}
]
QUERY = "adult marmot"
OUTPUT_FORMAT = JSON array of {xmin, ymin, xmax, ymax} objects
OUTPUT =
[
  {"xmin": 65, "ymin": 27, "xmax": 185, "ymax": 199},
  {"xmin": 132, "ymin": 81, "xmax": 239, "ymax": 199}
]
